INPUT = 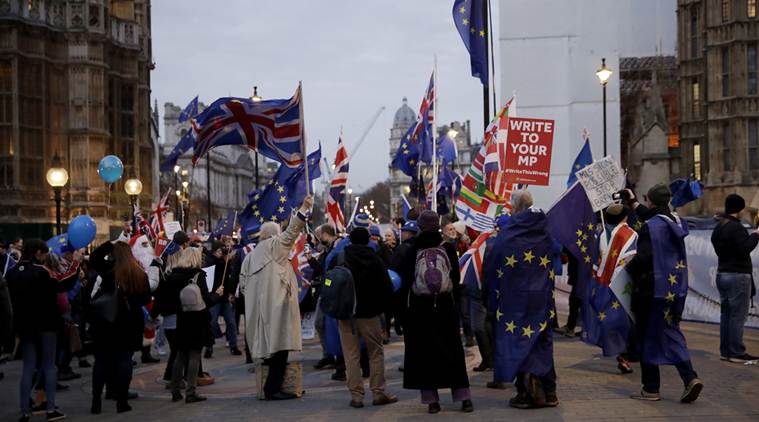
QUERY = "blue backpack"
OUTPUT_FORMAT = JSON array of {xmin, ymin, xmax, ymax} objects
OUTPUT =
[{"xmin": 319, "ymin": 253, "xmax": 356, "ymax": 320}]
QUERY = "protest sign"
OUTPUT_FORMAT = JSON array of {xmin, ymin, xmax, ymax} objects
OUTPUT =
[
  {"xmin": 502, "ymin": 117, "xmax": 555, "ymax": 185},
  {"xmin": 202, "ymin": 266, "xmax": 215, "ymax": 292},
  {"xmin": 164, "ymin": 221, "xmax": 182, "ymax": 240},
  {"xmin": 574, "ymin": 156, "xmax": 626, "ymax": 212}
]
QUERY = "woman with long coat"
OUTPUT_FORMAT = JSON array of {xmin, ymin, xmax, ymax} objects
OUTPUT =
[
  {"xmin": 399, "ymin": 210, "xmax": 473, "ymax": 414},
  {"xmin": 239, "ymin": 195, "xmax": 312, "ymax": 400}
]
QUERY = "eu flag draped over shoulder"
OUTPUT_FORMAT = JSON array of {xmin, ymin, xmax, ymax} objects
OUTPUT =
[
  {"xmin": 453, "ymin": 0, "xmax": 489, "ymax": 86},
  {"xmin": 238, "ymin": 146, "xmax": 321, "ymax": 239},
  {"xmin": 642, "ymin": 215, "xmax": 691, "ymax": 365},
  {"xmin": 192, "ymin": 86, "xmax": 304, "ymax": 168},
  {"xmin": 485, "ymin": 209, "xmax": 556, "ymax": 382}
]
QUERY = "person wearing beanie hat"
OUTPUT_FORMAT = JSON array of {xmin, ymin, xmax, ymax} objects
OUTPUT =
[
  {"xmin": 396, "ymin": 210, "xmax": 473, "ymax": 413},
  {"xmin": 352, "ymin": 213, "xmax": 371, "ymax": 230},
  {"xmin": 336, "ymin": 225, "xmax": 398, "ymax": 408},
  {"xmin": 416, "ymin": 210, "xmax": 441, "ymax": 233},
  {"xmin": 711, "ymin": 193, "xmax": 759, "ymax": 363},
  {"xmin": 625, "ymin": 187, "xmax": 703, "ymax": 403},
  {"xmin": 173, "ymin": 231, "xmax": 190, "ymax": 249}
]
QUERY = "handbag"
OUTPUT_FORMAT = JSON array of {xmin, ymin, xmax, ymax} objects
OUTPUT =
[
  {"xmin": 66, "ymin": 322, "xmax": 82, "ymax": 354},
  {"xmin": 90, "ymin": 286, "xmax": 120, "ymax": 324}
]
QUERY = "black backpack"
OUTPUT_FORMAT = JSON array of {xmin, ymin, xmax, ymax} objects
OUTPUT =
[{"xmin": 319, "ymin": 252, "xmax": 356, "ymax": 320}]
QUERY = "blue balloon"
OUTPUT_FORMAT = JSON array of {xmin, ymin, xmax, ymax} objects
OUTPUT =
[
  {"xmin": 388, "ymin": 269, "xmax": 402, "ymax": 292},
  {"xmin": 68, "ymin": 215, "xmax": 97, "ymax": 249},
  {"xmin": 98, "ymin": 155, "xmax": 124, "ymax": 184}
]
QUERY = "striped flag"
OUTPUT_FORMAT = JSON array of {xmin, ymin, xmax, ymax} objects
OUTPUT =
[
  {"xmin": 326, "ymin": 136, "xmax": 349, "ymax": 231},
  {"xmin": 289, "ymin": 233, "xmax": 315, "ymax": 303},
  {"xmin": 149, "ymin": 190, "xmax": 171, "ymax": 237},
  {"xmin": 455, "ymin": 98, "xmax": 516, "ymax": 233}
]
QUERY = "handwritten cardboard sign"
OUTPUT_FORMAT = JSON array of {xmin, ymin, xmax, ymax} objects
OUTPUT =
[{"xmin": 575, "ymin": 156, "xmax": 626, "ymax": 212}]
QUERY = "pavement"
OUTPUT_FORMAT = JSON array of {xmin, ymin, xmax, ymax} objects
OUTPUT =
[{"xmin": 1, "ymin": 320, "xmax": 758, "ymax": 422}]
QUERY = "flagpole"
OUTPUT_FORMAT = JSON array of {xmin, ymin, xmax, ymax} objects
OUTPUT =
[
  {"xmin": 482, "ymin": 1, "xmax": 491, "ymax": 130},
  {"xmin": 299, "ymin": 81, "xmax": 310, "ymax": 196},
  {"xmin": 487, "ymin": 0, "xmax": 496, "ymax": 114},
  {"xmin": 206, "ymin": 153, "xmax": 212, "ymax": 232},
  {"xmin": 432, "ymin": 58, "xmax": 438, "ymax": 213}
]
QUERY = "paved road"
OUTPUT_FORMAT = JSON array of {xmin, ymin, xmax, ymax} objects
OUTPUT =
[{"xmin": 1, "ymin": 320, "xmax": 758, "ymax": 421}]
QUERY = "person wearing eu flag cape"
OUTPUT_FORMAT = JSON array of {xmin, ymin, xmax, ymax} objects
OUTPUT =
[
  {"xmin": 485, "ymin": 190, "xmax": 559, "ymax": 409},
  {"xmin": 625, "ymin": 184, "xmax": 703, "ymax": 403}
]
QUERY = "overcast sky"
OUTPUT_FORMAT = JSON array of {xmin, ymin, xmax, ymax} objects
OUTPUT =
[{"xmin": 151, "ymin": 1, "xmax": 496, "ymax": 192}]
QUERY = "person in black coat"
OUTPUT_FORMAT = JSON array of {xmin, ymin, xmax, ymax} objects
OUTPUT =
[
  {"xmin": 205, "ymin": 240, "xmax": 242, "ymax": 358},
  {"xmin": 710, "ymin": 193, "xmax": 759, "ymax": 362},
  {"xmin": 168, "ymin": 247, "xmax": 222, "ymax": 404},
  {"xmin": 88, "ymin": 241, "xmax": 151, "ymax": 415},
  {"xmin": 398, "ymin": 211, "xmax": 473, "ymax": 414},
  {"xmin": 7, "ymin": 239, "xmax": 81, "ymax": 421}
]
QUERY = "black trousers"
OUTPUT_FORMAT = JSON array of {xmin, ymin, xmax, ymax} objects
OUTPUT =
[
  {"xmin": 565, "ymin": 285, "xmax": 582, "ymax": 330},
  {"xmin": 263, "ymin": 350, "xmax": 289, "ymax": 397},
  {"xmin": 92, "ymin": 350, "xmax": 133, "ymax": 405}
]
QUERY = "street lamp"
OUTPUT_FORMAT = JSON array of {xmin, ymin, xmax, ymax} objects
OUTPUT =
[
  {"xmin": 595, "ymin": 57, "xmax": 613, "ymax": 157},
  {"xmin": 124, "ymin": 178, "xmax": 143, "ymax": 234},
  {"xmin": 447, "ymin": 127, "xmax": 459, "ymax": 139},
  {"xmin": 251, "ymin": 86, "xmax": 262, "ymax": 187},
  {"xmin": 46, "ymin": 153, "xmax": 69, "ymax": 235}
]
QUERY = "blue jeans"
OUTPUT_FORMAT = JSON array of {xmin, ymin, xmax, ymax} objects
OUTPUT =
[
  {"xmin": 19, "ymin": 332, "xmax": 57, "ymax": 414},
  {"xmin": 716, "ymin": 272, "xmax": 752, "ymax": 358},
  {"xmin": 210, "ymin": 302, "xmax": 237, "ymax": 350}
]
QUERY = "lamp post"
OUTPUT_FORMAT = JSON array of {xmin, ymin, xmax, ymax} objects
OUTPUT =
[
  {"xmin": 595, "ymin": 57, "xmax": 613, "ymax": 157},
  {"xmin": 173, "ymin": 164, "xmax": 180, "ymax": 213},
  {"xmin": 251, "ymin": 86, "xmax": 262, "ymax": 189},
  {"xmin": 46, "ymin": 153, "xmax": 69, "ymax": 235},
  {"xmin": 124, "ymin": 178, "xmax": 143, "ymax": 235}
]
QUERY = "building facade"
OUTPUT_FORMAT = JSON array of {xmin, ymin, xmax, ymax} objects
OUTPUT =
[
  {"xmin": 387, "ymin": 97, "xmax": 474, "ymax": 218},
  {"xmin": 678, "ymin": 0, "xmax": 759, "ymax": 215},
  {"xmin": 498, "ymin": 0, "xmax": 677, "ymax": 207},
  {"xmin": 620, "ymin": 56, "xmax": 682, "ymax": 198},
  {"xmin": 160, "ymin": 100, "xmax": 265, "ymax": 231},
  {"xmin": 0, "ymin": 0, "xmax": 157, "ymax": 241}
]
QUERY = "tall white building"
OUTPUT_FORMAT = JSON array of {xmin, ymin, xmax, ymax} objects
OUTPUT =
[{"xmin": 498, "ymin": 0, "xmax": 676, "ymax": 206}]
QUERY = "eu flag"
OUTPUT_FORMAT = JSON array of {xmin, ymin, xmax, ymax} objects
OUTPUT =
[
  {"xmin": 391, "ymin": 122, "xmax": 420, "ymax": 177},
  {"xmin": 453, "ymin": 0, "xmax": 489, "ymax": 86},
  {"xmin": 485, "ymin": 209, "xmax": 557, "ymax": 382},
  {"xmin": 178, "ymin": 96, "xmax": 199, "ymax": 123},
  {"xmin": 438, "ymin": 134, "xmax": 458, "ymax": 165},
  {"xmin": 669, "ymin": 177, "xmax": 703, "ymax": 208},
  {"xmin": 642, "ymin": 215, "xmax": 691, "ymax": 365},
  {"xmin": 47, "ymin": 234, "xmax": 73, "ymax": 256},
  {"xmin": 567, "ymin": 137, "xmax": 593, "ymax": 188},
  {"xmin": 238, "ymin": 146, "xmax": 321, "ymax": 239},
  {"xmin": 160, "ymin": 131, "xmax": 195, "ymax": 172},
  {"xmin": 213, "ymin": 210, "xmax": 236, "ymax": 238}
]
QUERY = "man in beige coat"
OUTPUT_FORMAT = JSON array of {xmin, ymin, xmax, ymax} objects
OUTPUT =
[{"xmin": 240, "ymin": 195, "xmax": 312, "ymax": 400}]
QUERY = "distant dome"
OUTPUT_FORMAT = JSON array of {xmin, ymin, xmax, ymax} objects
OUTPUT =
[{"xmin": 393, "ymin": 97, "xmax": 416, "ymax": 128}]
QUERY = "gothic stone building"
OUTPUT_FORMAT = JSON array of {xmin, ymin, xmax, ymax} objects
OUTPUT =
[
  {"xmin": 678, "ymin": 0, "xmax": 759, "ymax": 214},
  {"xmin": 0, "ymin": 0, "xmax": 157, "ymax": 241},
  {"xmin": 620, "ymin": 56, "xmax": 682, "ymax": 200}
]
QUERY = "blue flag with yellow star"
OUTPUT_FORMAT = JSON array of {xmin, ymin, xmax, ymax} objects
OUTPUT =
[
  {"xmin": 392, "ymin": 121, "xmax": 420, "ymax": 177},
  {"xmin": 453, "ymin": 0, "xmax": 489, "ymax": 86},
  {"xmin": 643, "ymin": 215, "xmax": 691, "ymax": 365},
  {"xmin": 485, "ymin": 209, "xmax": 557, "ymax": 383},
  {"xmin": 238, "ymin": 146, "xmax": 321, "ymax": 239},
  {"xmin": 567, "ymin": 137, "xmax": 593, "ymax": 188}
]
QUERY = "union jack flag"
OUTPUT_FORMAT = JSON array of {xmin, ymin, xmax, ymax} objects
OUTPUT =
[
  {"xmin": 595, "ymin": 222, "xmax": 637, "ymax": 286},
  {"xmin": 133, "ymin": 203, "xmax": 156, "ymax": 242},
  {"xmin": 191, "ymin": 85, "xmax": 304, "ymax": 168},
  {"xmin": 289, "ymin": 233, "xmax": 315, "ymax": 303},
  {"xmin": 416, "ymin": 72, "xmax": 436, "ymax": 164},
  {"xmin": 149, "ymin": 190, "xmax": 171, "ymax": 237},
  {"xmin": 459, "ymin": 231, "xmax": 491, "ymax": 290},
  {"xmin": 326, "ymin": 136, "xmax": 349, "ymax": 232}
]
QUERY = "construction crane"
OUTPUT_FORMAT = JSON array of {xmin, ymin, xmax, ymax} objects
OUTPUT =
[{"xmin": 348, "ymin": 106, "xmax": 386, "ymax": 161}]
